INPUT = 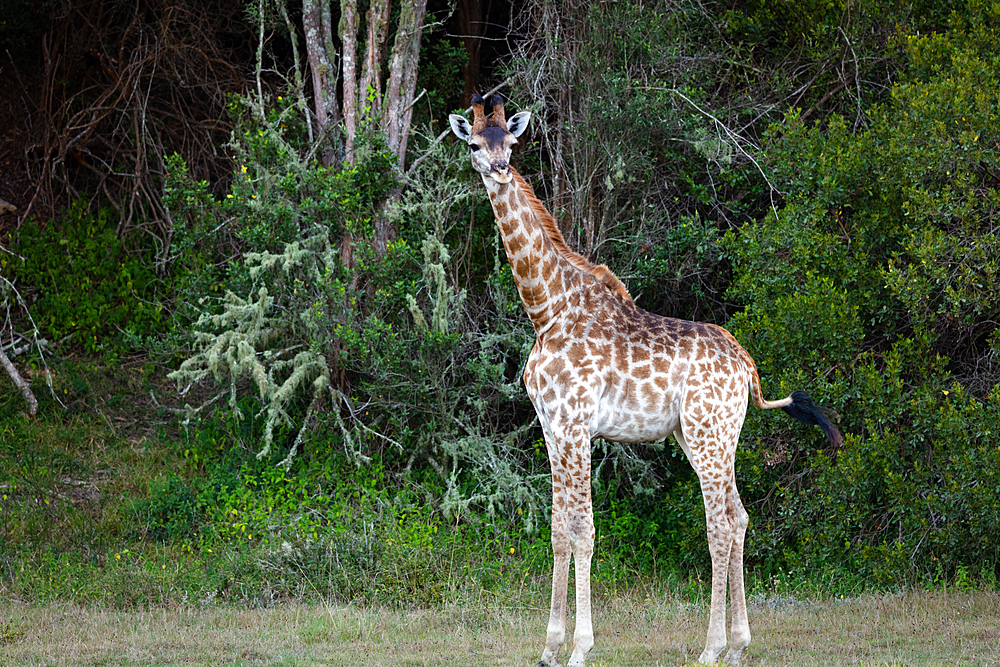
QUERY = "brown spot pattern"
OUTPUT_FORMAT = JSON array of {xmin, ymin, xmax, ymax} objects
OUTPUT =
[{"xmin": 468, "ymin": 113, "xmax": 790, "ymax": 667}]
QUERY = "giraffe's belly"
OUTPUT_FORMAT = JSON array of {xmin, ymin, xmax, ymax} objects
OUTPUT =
[{"xmin": 590, "ymin": 390, "xmax": 682, "ymax": 443}]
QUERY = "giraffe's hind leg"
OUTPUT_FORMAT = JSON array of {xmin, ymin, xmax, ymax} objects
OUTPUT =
[
  {"xmin": 674, "ymin": 426, "xmax": 743, "ymax": 665},
  {"xmin": 697, "ymin": 478, "xmax": 735, "ymax": 664},
  {"xmin": 540, "ymin": 487, "xmax": 571, "ymax": 667},
  {"xmin": 723, "ymin": 479, "xmax": 751, "ymax": 666}
]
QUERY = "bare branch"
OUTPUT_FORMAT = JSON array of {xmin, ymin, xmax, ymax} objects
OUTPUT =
[
  {"xmin": 0, "ymin": 343, "xmax": 36, "ymax": 417},
  {"xmin": 642, "ymin": 86, "xmax": 783, "ymax": 221}
]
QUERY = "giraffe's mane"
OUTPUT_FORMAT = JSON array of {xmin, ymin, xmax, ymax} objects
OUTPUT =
[{"xmin": 510, "ymin": 168, "xmax": 632, "ymax": 302}]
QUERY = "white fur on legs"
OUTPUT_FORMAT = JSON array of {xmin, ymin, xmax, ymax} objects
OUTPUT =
[
  {"xmin": 566, "ymin": 512, "xmax": 595, "ymax": 667},
  {"xmin": 540, "ymin": 522, "xmax": 571, "ymax": 667}
]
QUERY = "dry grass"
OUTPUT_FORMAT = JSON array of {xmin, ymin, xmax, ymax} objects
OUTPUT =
[{"xmin": 1, "ymin": 588, "xmax": 998, "ymax": 666}]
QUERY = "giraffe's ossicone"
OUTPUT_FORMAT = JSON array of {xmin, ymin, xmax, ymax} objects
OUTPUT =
[{"xmin": 450, "ymin": 94, "xmax": 842, "ymax": 667}]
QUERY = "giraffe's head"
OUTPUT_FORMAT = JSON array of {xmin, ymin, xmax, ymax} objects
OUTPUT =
[{"xmin": 449, "ymin": 94, "xmax": 531, "ymax": 184}]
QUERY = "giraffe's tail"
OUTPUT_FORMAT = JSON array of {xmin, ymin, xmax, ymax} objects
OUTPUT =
[
  {"xmin": 779, "ymin": 390, "xmax": 844, "ymax": 446},
  {"xmin": 746, "ymin": 356, "xmax": 844, "ymax": 447}
]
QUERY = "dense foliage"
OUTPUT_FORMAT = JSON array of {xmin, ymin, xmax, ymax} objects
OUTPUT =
[
  {"xmin": 2, "ymin": 0, "xmax": 1000, "ymax": 602},
  {"xmin": 501, "ymin": 0, "xmax": 1000, "ymax": 584},
  {"xmin": 727, "ymin": 2, "xmax": 1000, "ymax": 582},
  {"xmin": 5, "ymin": 201, "xmax": 166, "ymax": 355}
]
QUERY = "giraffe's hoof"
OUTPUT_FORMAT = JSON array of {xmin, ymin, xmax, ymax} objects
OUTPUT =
[
  {"xmin": 697, "ymin": 649, "xmax": 723, "ymax": 665},
  {"xmin": 723, "ymin": 648, "xmax": 744, "ymax": 666},
  {"xmin": 539, "ymin": 648, "xmax": 563, "ymax": 667}
]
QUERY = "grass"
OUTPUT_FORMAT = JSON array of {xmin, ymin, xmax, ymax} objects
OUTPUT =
[{"xmin": 0, "ymin": 588, "xmax": 998, "ymax": 666}]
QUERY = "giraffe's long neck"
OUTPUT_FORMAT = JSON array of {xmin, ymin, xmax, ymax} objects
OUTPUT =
[{"xmin": 483, "ymin": 170, "xmax": 574, "ymax": 334}]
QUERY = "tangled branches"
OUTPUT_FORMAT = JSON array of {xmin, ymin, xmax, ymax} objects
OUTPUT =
[{"xmin": 20, "ymin": 0, "xmax": 253, "ymax": 271}]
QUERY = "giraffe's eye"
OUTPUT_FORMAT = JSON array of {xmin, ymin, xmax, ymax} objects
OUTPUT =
[{"xmin": 470, "ymin": 144, "xmax": 481, "ymax": 152}]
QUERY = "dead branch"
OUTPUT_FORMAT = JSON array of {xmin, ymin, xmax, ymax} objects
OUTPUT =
[{"xmin": 0, "ymin": 343, "xmax": 37, "ymax": 417}]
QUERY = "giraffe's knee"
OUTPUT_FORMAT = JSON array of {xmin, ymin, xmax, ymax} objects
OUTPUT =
[
  {"xmin": 705, "ymin": 514, "xmax": 737, "ymax": 561},
  {"xmin": 567, "ymin": 513, "xmax": 594, "ymax": 550},
  {"xmin": 725, "ymin": 495, "xmax": 748, "ymax": 533},
  {"xmin": 734, "ymin": 503, "xmax": 749, "ymax": 531},
  {"xmin": 706, "ymin": 509, "xmax": 737, "ymax": 538},
  {"xmin": 729, "ymin": 486, "xmax": 749, "ymax": 529},
  {"xmin": 551, "ymin": 533, "xmax": 571, "ymax": 560}
]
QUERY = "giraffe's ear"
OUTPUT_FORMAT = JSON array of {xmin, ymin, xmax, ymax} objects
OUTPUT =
[
  {"xmin": 449, "ymin": 114, "xmax": 473, "ymax": 142},
  {"xmin": 506, "ymin": 111, "xmax": 531, "ymax": 138}
]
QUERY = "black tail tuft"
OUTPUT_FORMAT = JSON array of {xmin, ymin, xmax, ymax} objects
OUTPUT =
[{"xmin": 781, "ymin": 390, "xmax": 844, "ymax": 446}]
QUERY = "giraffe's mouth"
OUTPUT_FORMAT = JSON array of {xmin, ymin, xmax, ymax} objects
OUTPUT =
[{"xmin": 490, "ymin": 167, "xmax": 513, "ymax": 183}]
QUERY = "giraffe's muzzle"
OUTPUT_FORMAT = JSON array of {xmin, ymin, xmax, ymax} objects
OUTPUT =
[{"xmin": 491, "ymin": 161, "xmax": 512, "ymax": 183}]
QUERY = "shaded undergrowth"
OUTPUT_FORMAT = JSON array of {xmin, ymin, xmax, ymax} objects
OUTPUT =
[{"xmin": 1, "ymin": 359, "xmax": 995, "ymax": 612}]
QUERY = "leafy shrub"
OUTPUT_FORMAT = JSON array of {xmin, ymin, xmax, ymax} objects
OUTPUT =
[
  {"xmin": 720, "ymin": 2, "xmax": 1000, "ymax": 584},
  {"xmin": 135, "ymin": 475, "xmax": 202, "ymax": 542},
  {"xmin": 158, "ymin": 0, "xmax": 1000, "ymax": 592},
  {"xmin": 622, "ymin": 214, "xmax": 729, "ymax": 322},
  {"xmin": 166, "ymin": 82, "xmax": 554, "ymax": 538},
  {"xmin": 168, "ymin": 101, "xmax": 401, "ymax": 460},
  {"xmin": 7, "ymin": 199, "xmax": 166, "ymax": 354}
]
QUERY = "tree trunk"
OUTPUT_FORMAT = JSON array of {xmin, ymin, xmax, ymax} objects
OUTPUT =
[
  {"xmin": 340, "ymin": 0, "xmax": 359, "ymax": 163},
  {"xmin": 320, "ymin": 1, "xmax": 342, "ymax": 164},
  {"xmin": 358, "ymin": 0, "xmax": 391, "ymax": 124},
  {"xmin": 302, "ymin": 0, "xmax": 342, "ymax": 166},
  {"xmin": 310, "ymin": 0, "xmax": 425, "ymax": 257},
  {"xmin": 384, "ymin": 0, "xmax": 428, "ymax": 170}
]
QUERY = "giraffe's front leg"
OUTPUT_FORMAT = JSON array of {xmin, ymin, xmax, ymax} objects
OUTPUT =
[
  {"xmin": 540, "ymin": 505, "xmax": 570, "ymax": 667},
  {"xmin": 566, "ymin": 510, "xmax": 595, "ymax": 667},
  {"xmin": 540, "ymin": 425, "xmax": 596, "ymax": 667},
  {"xmin": 546, "ymin": 429, "xmax": 596, "ymax": 667}
]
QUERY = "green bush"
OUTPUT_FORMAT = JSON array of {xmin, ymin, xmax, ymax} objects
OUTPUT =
[
  {"xmin": 166, "ymin": 81, "xmax": 555, "ymax": 540},
  {"xmin": 719, "ymin": 1, "xmax": 1000, "ymax": 584},
  {"xmin": 154, "ymin": 0, "xmax": 1000, "ymax": 593},
  {"xmin": 136, "ymin": 475, "xmax": 202, "ymax": 542},
  {"xmin": 6, "ymin": 199, "xmax": 166, "ymax": 355}
]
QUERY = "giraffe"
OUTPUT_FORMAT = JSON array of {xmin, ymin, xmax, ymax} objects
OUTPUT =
[{"xmin": 449, "ymin": 94, "xmax": 842, "ymax": 667}]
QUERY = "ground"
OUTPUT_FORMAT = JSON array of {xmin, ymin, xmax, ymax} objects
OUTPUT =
[{"xmin": 1, "ymin": 588, "xmax": 998, "ymax": 666}]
